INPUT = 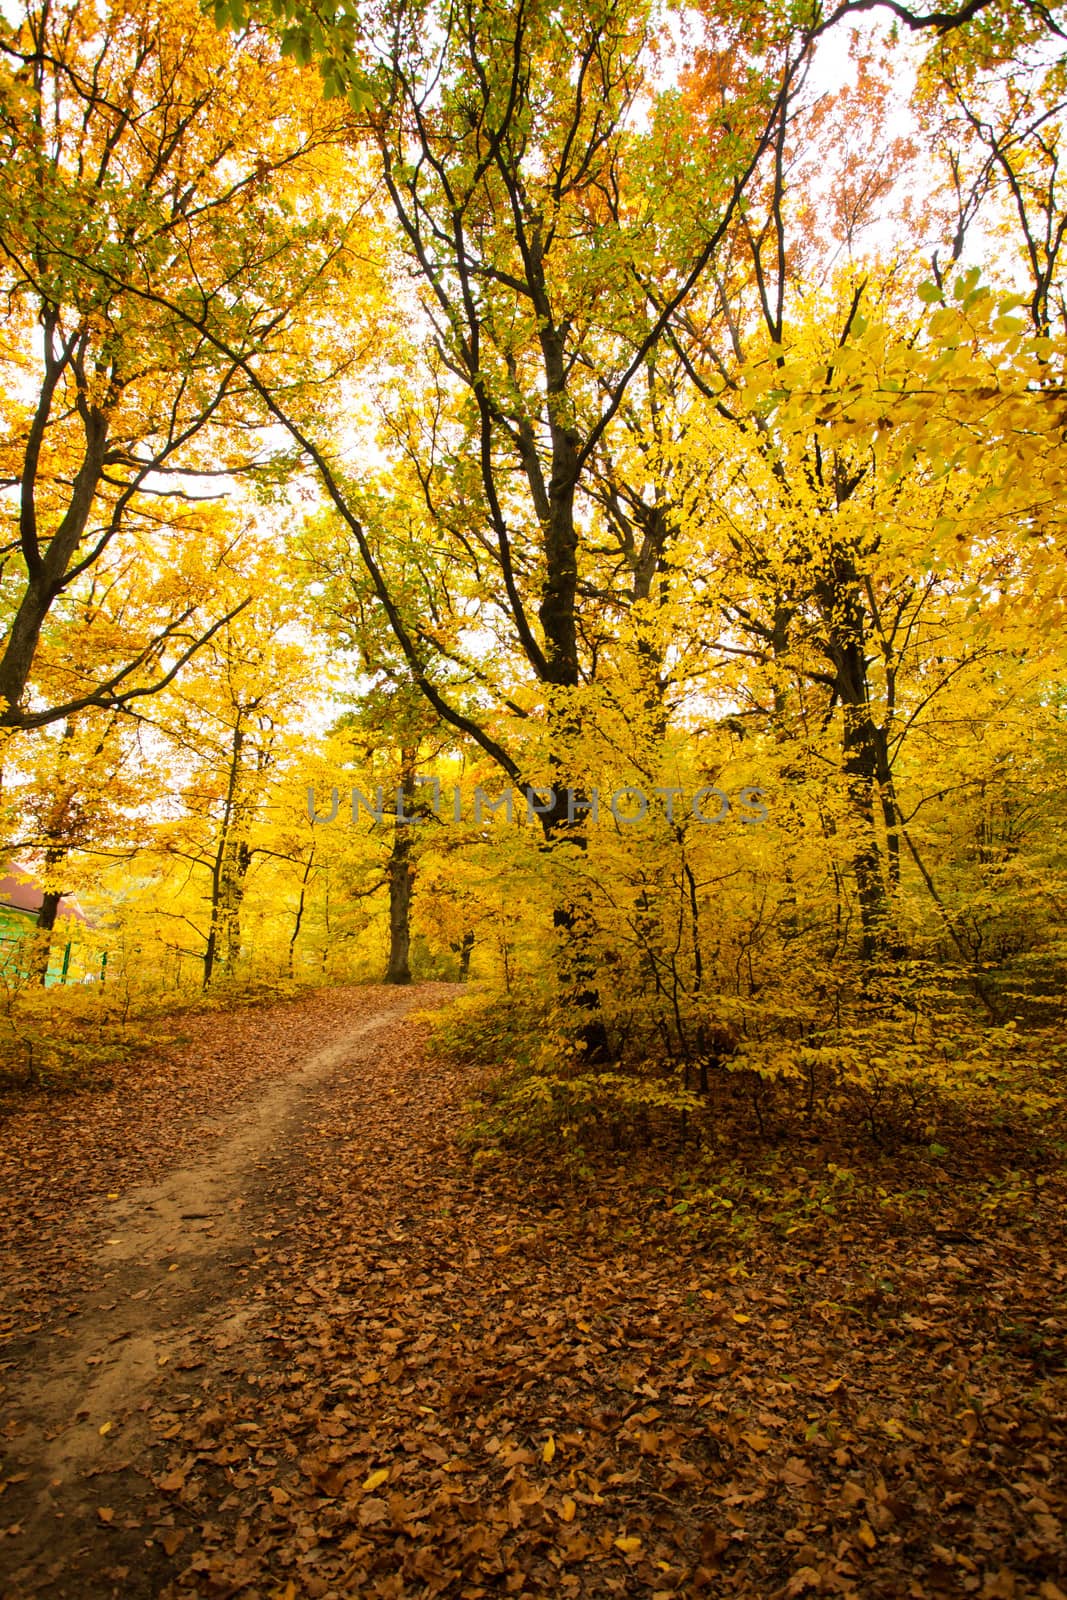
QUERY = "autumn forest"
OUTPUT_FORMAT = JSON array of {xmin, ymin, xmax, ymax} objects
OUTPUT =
[{"xmin": 1, "ymin": 0, "xmax": 1066, "ymax": 1595}]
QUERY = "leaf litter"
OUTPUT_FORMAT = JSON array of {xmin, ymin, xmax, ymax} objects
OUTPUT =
[{"xmin": 0, "ymin": 983, "xmax": 1064, "ymax": 1599}]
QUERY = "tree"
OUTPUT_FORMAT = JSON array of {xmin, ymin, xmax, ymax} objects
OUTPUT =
[
  {"xmin": 299, "ymin": 517, "xmax": 476, "ymax": 986},
  {"xmin": 913, "ymin": 0, "xmax": 1067, "ymax": 334},
  {"xmin": 2, "ymin": 710, "xmax": 150, "ymax": 982},
  {"xmin": 142, "ymin": 543, "xmax": 320, "ymax": 987},
  {"xmin": 183, "ymin": 0, "xmax": 808, "ymax": 806},
  {"xmin": 0, "ymin": 0, "xmax": 364, "ymax": 730}
]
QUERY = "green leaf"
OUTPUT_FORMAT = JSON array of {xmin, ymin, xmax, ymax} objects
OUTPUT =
[
  {"xmin": 209, "ymin": 0, "xmax": 246, "ymax": 28},
  {"xmin": 953, "ymin": 266, "xmax": 981, "ymax": 300}
]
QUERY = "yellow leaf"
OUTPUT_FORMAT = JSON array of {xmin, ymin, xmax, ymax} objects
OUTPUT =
[
  {"xmin": 560, "ymin": 1496, "xmax": 576, "ymax": 1522},
  {"xmin": 615, "ymin": 1535, "xmax": 642, "ymax": 1554},
  {"xmin": 742, "ymin": 1431, "xmax": 772, "ymax": 1452},
  {"xmin": 542, "ymin": 1434, "xmax": 556, "ymax": 1464},
  {"xmin": 733, "ymin": 1313, "xmax": 751, "ymax": 1324},
  {"xmin": 858, "ymin": 1521, "xmax": 877, "ymax": 1549},
  {"xmin": 363, "ymin": 1467, "xmax": 390, "ymax": 1491},
  {"xmin": 98, "ymin": 1421, "xmax": 112, "ymax": 1436}
]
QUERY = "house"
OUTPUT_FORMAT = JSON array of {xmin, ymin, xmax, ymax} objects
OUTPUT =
[{"xmin": 0, "ymin": 864, "xmax": 93, "ymax": 986}]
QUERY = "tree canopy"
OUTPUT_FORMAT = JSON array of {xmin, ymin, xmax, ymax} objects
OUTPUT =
[{"xmin": 0, "ymin": 0, "xmax": 1064, "ymax": 1074}]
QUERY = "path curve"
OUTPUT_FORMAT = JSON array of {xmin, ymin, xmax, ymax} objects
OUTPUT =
[{"xmin": 1, "ymin": 985, "xmax": 444, "ymax": 1599}]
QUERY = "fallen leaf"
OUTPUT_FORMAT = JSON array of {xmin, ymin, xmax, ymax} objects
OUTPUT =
[{"xmin": 785, "ymin": 1569, "xmax": 822, "ymax": 1598}]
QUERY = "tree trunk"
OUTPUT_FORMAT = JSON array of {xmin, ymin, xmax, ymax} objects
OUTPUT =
[
  {"xmin": 542, "ymin": 806, "xmax": 611, "ymax": 1061},
  {"xmin": 204, "ymin": 721, "xmax": 248, "ymax": 987},
  {"xmin": 0, "ymin": 378, "xmax": 109, "ymax": 724},
  {"xmin": 384, "ymin": 753, "xmax": 416, "ymax": 985},
  {"xmin": 820, "ymin": 558, "xmax": 888, "ymax": 963},
  {"xmin": 288, "ymin": 849, "xmax": 315, "ymax": 978},
  {"xmin": 841, "ymin": 700, "xmax": 887, "ymax": 963},
  {"xmin": 455, "ymin": 929, "xmax": 474, "ymax": 980},
  {"xmin": 30, "ymin": 888, "xmax": 62, "ymax": 986},
  {"xmin": 221, "ymin": 840, "xmax": 251, "ymax": 977}
]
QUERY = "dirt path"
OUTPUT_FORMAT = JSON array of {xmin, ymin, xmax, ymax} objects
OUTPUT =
[{"xmin": 0, "ymin": 984, "xmax": 445, "ymax": 1600}]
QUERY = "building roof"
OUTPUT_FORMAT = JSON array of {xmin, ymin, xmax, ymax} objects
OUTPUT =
[{"xmin": 0, "ymin": 864, "xmax": 91, "ymax": 925}]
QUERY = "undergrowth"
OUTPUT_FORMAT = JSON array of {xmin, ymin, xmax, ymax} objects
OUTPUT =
[
  {"xmin": 0, "ymin": 971, "xmax": 333, "ymax": 1099},
  {"xmin": 433, "ymin": 982, "xmax": 1067, "ymax": 1204}
]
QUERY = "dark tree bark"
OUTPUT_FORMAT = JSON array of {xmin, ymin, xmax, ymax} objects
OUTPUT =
[
  {"xmin": 384, "ymin": 753, "xmax": 417, "ymax": 985},
  {"xmin": 203, "ymin": 723, "xmax": 253, "ymax": 987},
  {"xmin": 29, "ymin": 887, "xmax": 63, "ymax": 986},
  {"xmin": 288, "ymin": 849, "xmax": 316, "ymax": 978}
]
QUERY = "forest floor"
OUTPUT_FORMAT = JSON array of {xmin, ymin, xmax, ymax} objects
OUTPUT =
[{"xmin": 0, "ymin": 983, "xmax": 1065, "ymax": 1600}]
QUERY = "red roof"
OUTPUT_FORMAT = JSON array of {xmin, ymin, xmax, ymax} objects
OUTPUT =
[{"xmin": 0, "ymin": 865, "xmax": 90, "ymax": 925}]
